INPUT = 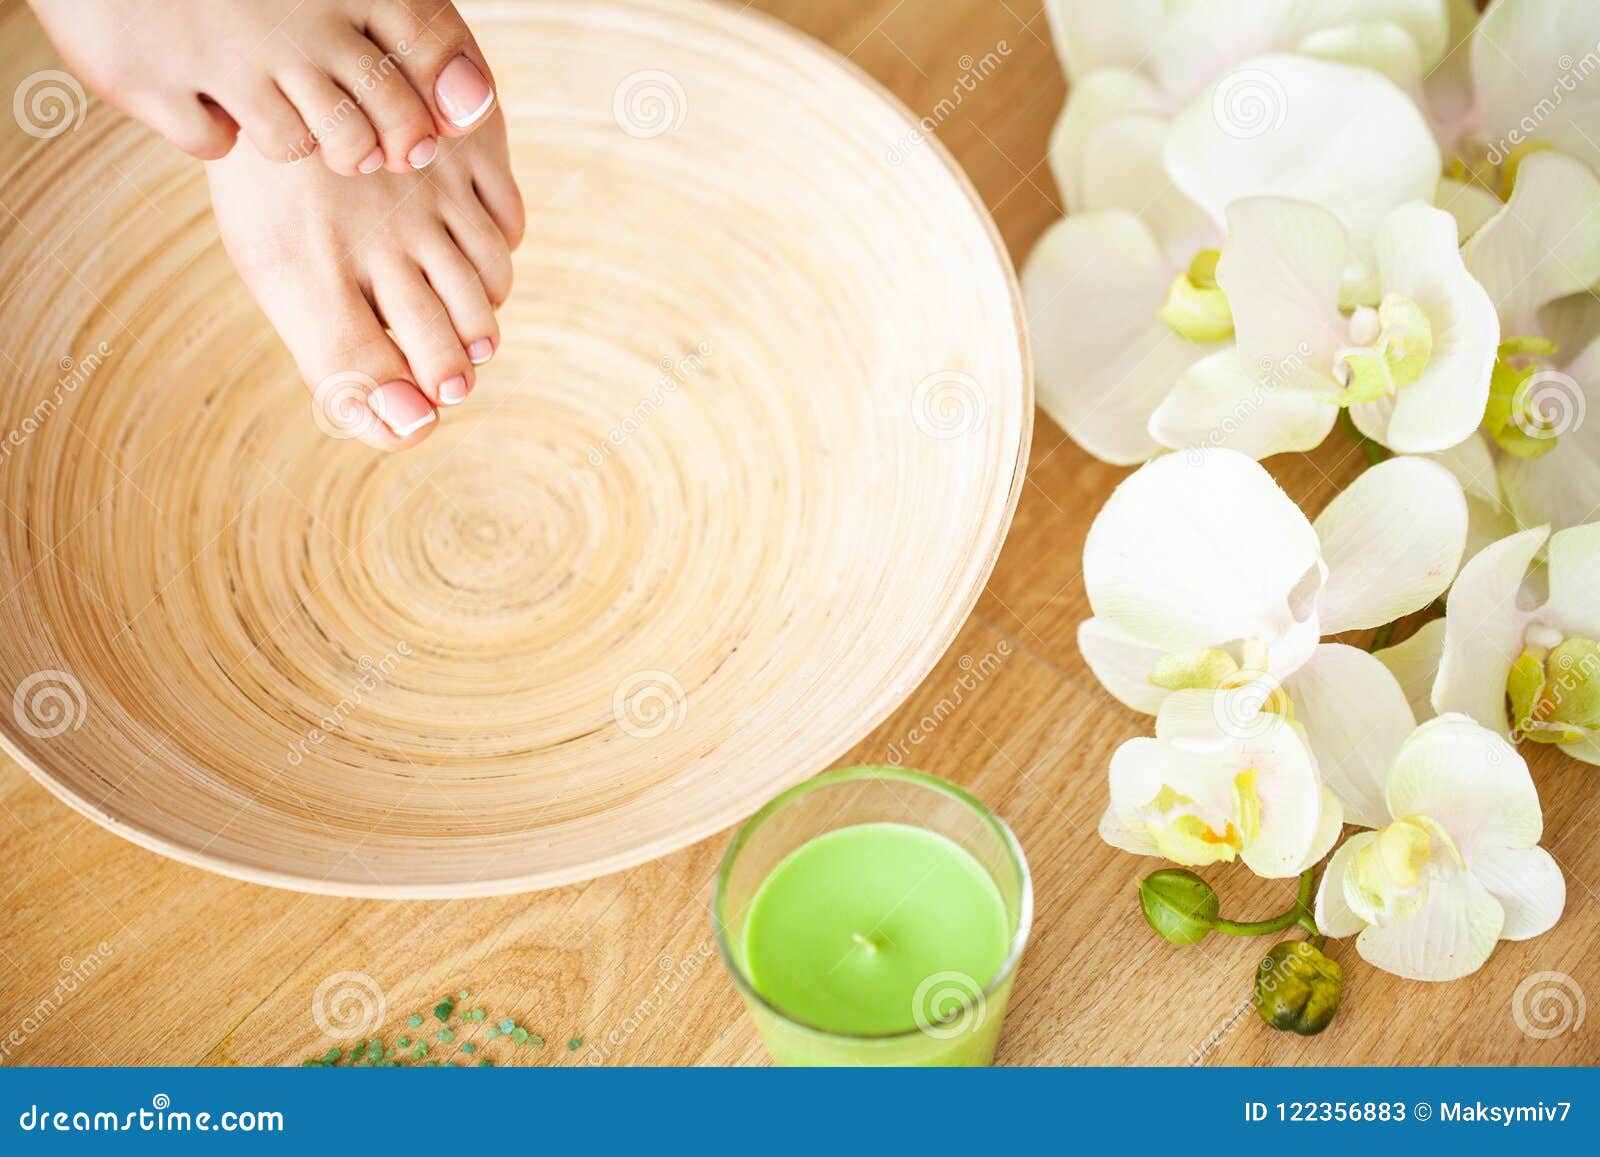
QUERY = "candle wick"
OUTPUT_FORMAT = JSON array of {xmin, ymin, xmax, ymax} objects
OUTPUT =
[{"xmin": 851, "ymin": 932, "xmax": 878, "ymax": 952}]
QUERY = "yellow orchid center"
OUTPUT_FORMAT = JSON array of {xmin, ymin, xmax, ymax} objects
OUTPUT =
[
  {"xmin": 1141, "ymin": 771, "xmax": 1262, "ymax": 867},
  {"xmin": 1447, "ymin": 140, "xmax": 1551, "ymax": 203},
  {"xmin": 1158, "ymin": 249, "xmax": 1234, "ymax": 343},
  {"xmin": 1484, "ymin": 335, "xmax": 1564, "ymax": 457},
  {"xmin": 1147, "ymin": 640, "xmax": 1295, "ymax": 720},
  {"xmin": 1329, "ymin": 293, "xmax": 1433, "ymax": 405},
  {"xmin": 1345, "ymin": 815, "xmax": 1462, "ymax": 926},
  {"xmin": 1507, "ymin": 628, "xmax": 1600, "ymax": 743}
]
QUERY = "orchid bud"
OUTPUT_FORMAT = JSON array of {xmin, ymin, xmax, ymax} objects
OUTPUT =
[
  {"xmin": 1138, "ymin": 868, "xmax": 1219, "ymax": 946},
  {"xmin": 1255, "ymin": 940, "xmax": 1343, "ymax": 1036}
]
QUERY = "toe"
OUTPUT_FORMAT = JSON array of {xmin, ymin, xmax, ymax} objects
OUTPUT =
[
  {"xmin": 440, "ymin": 193, "xmax": 514, "ymax": 307},
  {"xmin": 152, "ymin": 94, "xmax": 239, "ymax": 160},
  {"xmin": 470, "ymin": 136, "xmax": 526, "ymax": 249},
  {"xmin": 417, "ymin": 231, "xmax": 500, "ymax": 381},
  {"xmin": 231, "ymin": 81, "xmax": 315, "ymax": 165},
  {"xmin": 327, "ymin": 35, "xmax": 437, "ymax": 173},
  {"xmin": 365, "ymin": 0, "xmax": 497, "ymax": 137},
  {"xmin": 279, "ymin": 69, "xmax": 380, "ymax": 176},
  {"xmin": 371, "ymin": 259, "xmax": 475, "ymax": 406},
  {"xmin": 237, "ymin": 259, "xmax": 436, "ymax": 450}
]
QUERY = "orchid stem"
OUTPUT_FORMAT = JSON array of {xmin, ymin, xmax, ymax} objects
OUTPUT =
[{"xmin": 1213, "ymin": 867, "xmax": 1320, "ymax": 938}]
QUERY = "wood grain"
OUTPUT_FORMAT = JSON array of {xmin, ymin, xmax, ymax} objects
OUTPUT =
[
  {"xmin": 0, "ymin": 0, "xmax": 1029, "ymax": 896},
  {"xmin": 1, "ymin": 0, "xmax": 1596, "ymax": 1065}
]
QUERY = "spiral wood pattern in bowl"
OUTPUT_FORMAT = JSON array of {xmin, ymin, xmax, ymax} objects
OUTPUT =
[{"xmin": 0, "ymin": 0, "xmax": 1030, "ymax": 895}]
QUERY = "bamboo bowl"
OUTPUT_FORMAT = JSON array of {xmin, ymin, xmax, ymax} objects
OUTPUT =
[{"xmin": 0, "ymin": 0, "xmax": 1030, "ymax": 895}]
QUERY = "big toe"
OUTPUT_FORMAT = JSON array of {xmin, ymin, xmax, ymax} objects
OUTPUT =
[
  {"xmin": 242, "ymin": 265, "xmax": 439, "ymax": 451},
  {"xmin": 365, "ymin": 1, "xmax": 497, "ymax": 136}
]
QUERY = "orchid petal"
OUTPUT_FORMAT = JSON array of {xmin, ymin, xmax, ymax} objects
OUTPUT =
[
  {"xmin": 1312, "ymin": 456, "xmax": 1467, "ymax": 633},
  {"xmin": 1080, "ymin": 116, "xmax": 1219, "ymax": 264},
  {"xmin": 1559, "ymin": 732, "xmax": 1600, "ymax": 766},
  {"xmin": 1166, "ymin": 54, "xmax": 1439, "ymax": 268},
  {"xmin": 1423, "ymin": 0, "xmax": 1480, "ymax": 151},
  {"xmin": 1048, "ymin": 69, "xmax": 1168, "ymax": 213},
  {"xmin": 1104, "ymin": 730, "xmax": 1242, "ymax": 865},
  {"xmin": 1361, "ymin": 202, "xmax": 1499, "ymax": 453},
  {"xmin": 1297, "ymin": 21, "xmax": 1423, "ymax": 97},
  {"xmin": 1424, "ymin": 431, "xmax": 1517, "ymax": 562},
  {"xmin": 1149, "ymin": 349, "xmax": 1339, "ymax": 459},
  {"xmin": 1077, "ymin": 617, "xmax": 1171, "ymax": 714},
  {"xmin": 1469, "ymin": 845, "xmax": 1565, "ymax": 940},
  {"xmin": 1147, "ymin": 691, "xmax": 1331, "ymax": 879},
  {"xmin": 1386, "ymin": 714, "xmax": 1544, "ymax": 858},
  {"xmin": 1042, "ymin": 0, "xmax": 1162, "ymax": 80},
  {"xmin": 1083, "ymin": 449, "xmax": 1323, "ymax": 662},
  {"xmin": 1283, "ymin": 643, "xmax": 1414, "ymax": 829},
  {"xmin": 1472, "ymin": 0, "xmax": 1600, "ymax": 174},
  {"xmin": 1216, "ymin": 196, "xmax": 1349, "ymax": 375},
  {"xmin": 1500, "ymin": 426, "xmax": 1600, "ymax": 536},
  {"xmin": 1434, "ymin": 175, "xmax": 1502, "ymax": 242},
  {"xmin": 1023, "ymin": 212, "xmax": 1218, "ymax": 465},
  {"xmin": 1316, "ymin": 831, "xmax": 1379, "ymax": 937},
  {"xmin": 1354, "ymin": 867, "xmax": 1503, "ymax": 980},
  {"xmin": 1433, "ymin": 526, "xmax": 1547, "ymax": 729},
  {"xmin": 1463, "ymin": 151, "xmax": 1600, "ymax": 334},
  {"xmin": 1545, "ymin": 521, "xmax": 1600, "ymax": 639},
  {"xmin": 1375, "ymin": 617, "xmax": 1446, "ymax": 724}
]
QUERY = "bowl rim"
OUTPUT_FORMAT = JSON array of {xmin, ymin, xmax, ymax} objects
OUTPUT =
[{"xmin": 0, "ymin": 0, "xmax": 1034, "ymax": 898}]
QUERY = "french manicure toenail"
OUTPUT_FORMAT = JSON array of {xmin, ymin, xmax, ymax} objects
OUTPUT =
[
  {"xmin": 436, "ymin": 56, "xmax": 495, "ymax": 128},
  {"xmin": 358, "ymin": 148, "xmax": 384, "ymax": 174},
  {"xmin": 439, "ymin": 375, "xmax": 469, "ymax": 405},
  {"xmin": 408, "ymin": 137, "xmax": 438, "ymax": 168},
  {"xmin": 467, "ymin": 339, "xmax": 494, "ymax": 365},
  {"xmin": 368, "ymin": 381, "xmax": 436, "ymax": 436}
]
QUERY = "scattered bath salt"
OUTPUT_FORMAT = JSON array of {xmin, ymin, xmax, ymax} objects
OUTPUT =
[{"xmin": 301, "ymin": 989, "xmax": 574, "ymax": 1067}]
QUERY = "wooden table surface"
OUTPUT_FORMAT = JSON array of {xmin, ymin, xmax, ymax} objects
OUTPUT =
[{"xmin": 2, "ymin": 0, "xmax": 1596, "ymax": 1067}]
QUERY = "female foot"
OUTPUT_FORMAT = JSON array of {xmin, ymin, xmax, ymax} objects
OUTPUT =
[
  {"xmin": 26, "ymin": 0, "xmax": 497, "ymax": 174},
  {"xmin": 206, "ymin": 109, "xmax": 524, "ymax": 450}
]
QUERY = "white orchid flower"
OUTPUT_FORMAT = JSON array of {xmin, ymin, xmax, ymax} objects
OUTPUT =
[
  {"xmin": 1434, "ymin": 521, "xmax": 1600, "ymax": 764},
  {"xmin": 1042, "ymin": 0, "xmax": 1448, "ymax": 99},
  {"xmin": 1025, "ymin": 55, "xmax": 1440, "ymax": 464},
  {"xmin": 1461, "ymin": 151, "xmax": 1600, "ymax": 535},
  {"xmin": 1080, "ymin": 448, "xmax": 1466, "ymax": 824},
  {"xmin": 1442, "ymin": 0, "xmax": 1600, "ymax": 188},
  {"xmin": 1149, "ymin": 196, "xmax": 1498, "ymax": 458},
  {"xmin": 1316, "ymin": 714, "xmax": 1564, "ymax": 981},
  {"xmin": 1101, "ymin": 690, "xmax": 1342, "ymax": 878}
]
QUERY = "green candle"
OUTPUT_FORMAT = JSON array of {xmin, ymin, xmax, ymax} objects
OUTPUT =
[
  {"xmin": 715, "ymin": 766, "xmax": 1030, "ymax": 1067},
  {"xmin": 742, "ymin": 822, "xmax": 1011, "ymax": 1061}
]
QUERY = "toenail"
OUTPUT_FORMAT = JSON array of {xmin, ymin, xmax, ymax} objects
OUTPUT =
[
  {"xmin": 408, "ymin": 137, "xmax": 438, "ymax": 169},
  {"xmin": 368, "ymin": 381, "xmax": 437, "ymax": 436},
  {"xmin": 436, "ymin": 56, "xmax": 495, "ymax": 128},
  {"xmin": 439, "ymin": 374, "xmax": 469, "ymax": 405},
  {"xmin": 358, "ymin": 148, "xmax": 384, "ymax": 174},
  {"xmin": 467, "ymin": 338, "xmax": 494, "ymax": 365}
]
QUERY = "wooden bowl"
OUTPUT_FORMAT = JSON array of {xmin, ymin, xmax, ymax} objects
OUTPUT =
[{"xmin": 0, "ymin": 0, "xmax": 1030, "ymax": 895}]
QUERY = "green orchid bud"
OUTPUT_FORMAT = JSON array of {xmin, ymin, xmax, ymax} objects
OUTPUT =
[
  {"xmin": 1255, "ymin": 940, "xmax": 1344, "ymax": 1036},
  {"xmin": 1138, "ymin": 868, "xmax": 1219, "ymax": 946},
  {"xmin": 1158, "ymin": 249, "xmax": 1234, "ymax": 343},
  {"xmin": 1509, "ymin": 636, "xmax": 1600, "ymax": 742}
]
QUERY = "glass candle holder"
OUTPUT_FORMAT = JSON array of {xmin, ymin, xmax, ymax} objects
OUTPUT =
[{"xmin": 713, "ymin": 766, "xmax": 1031, "ymax": 1066}]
